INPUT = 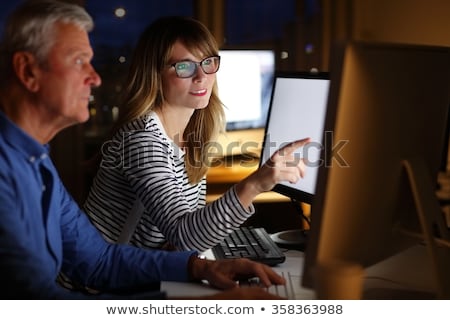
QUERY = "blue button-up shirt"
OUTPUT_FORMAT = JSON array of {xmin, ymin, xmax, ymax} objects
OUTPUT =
[{"xmin": 0, "ymin": 111, "xmax": 195, "ymax": 299}]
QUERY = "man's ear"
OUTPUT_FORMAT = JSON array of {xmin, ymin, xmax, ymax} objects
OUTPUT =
[{"xmin": 12, "ymin": 51, "xmax": 41, "ymax": 92}]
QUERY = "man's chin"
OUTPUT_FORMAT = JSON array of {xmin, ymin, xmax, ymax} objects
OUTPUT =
[
  {"xmin": 62, "ymin": 112, "xmax": 90, "ymax": 131},
  {"xmin": 79, "ymin": 114, "xmax": 90, "ymax": 124},
  {"xmin": 78, "ymin": 109, "xmax": 91, "ymax": 123}
]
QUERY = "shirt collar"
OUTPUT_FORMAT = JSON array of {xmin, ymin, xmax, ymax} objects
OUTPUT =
[
  {"xmin": 0, "ymin": 110, "xmax": 49, "ymax": 163},
  {"xmin": 150, "ymin": 111, "xmax": 185, "ymax": 158}
]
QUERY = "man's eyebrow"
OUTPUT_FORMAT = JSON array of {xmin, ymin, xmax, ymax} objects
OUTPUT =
[{"xmin": 67, "ymin": 48, "xmax": 93, "ymax": 58}]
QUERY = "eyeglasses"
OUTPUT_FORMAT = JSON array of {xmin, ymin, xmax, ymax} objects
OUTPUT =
[{"xmin": 170, "ymin": 55, "xmax": 220, "ymax": 78}]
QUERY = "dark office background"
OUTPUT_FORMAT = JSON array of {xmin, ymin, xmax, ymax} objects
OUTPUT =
[
  {"xmin": 0, "ymin": 1, "xmax": 315, "ymax": 72},
  {"xmin": 1, "ymin": 0, "xmax": 448, "ymax": 211}
]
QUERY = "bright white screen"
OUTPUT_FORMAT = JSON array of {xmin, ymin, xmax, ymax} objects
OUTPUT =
[
  {"xmin": 260, "ymin": 75, "xmax": 330, "ymax": 196},
  {"xmin": 217, "ymin": 50, "xmax": 275, "ymax": 130}
]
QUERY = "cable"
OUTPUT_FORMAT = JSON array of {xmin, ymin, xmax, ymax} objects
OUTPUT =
[{"xmin": 290, "ymin": 198, "xmax": 311, "ymax": 228}]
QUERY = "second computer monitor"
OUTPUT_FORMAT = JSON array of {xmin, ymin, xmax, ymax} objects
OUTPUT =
[
  {"xmin": 214, "ymin": 49, "xmax": 275, "ymax": 157},
  {"xmin": 259, "ymin": 71, "xmax": 330, "ymax": 204},
  {"xmin": 217, "ymin": 49, "xmax": 275, "ymax": 131}
]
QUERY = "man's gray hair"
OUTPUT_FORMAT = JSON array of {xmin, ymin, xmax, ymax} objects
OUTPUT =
[{"xmin": 0, "ymin": 0, "xmax": 94, "ymax": 83}]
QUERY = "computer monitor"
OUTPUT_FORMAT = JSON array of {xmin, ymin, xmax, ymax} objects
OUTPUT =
[
  {"xmin": 215, "ymin": 49, "xmax": 275, "ymax": 157},
  {"xmin": 260, "ymin": 71, "xmax": 330, "ymax": 203},
  {"xmin": 258, "ymin": 71, "xmax": 330, "ymax": 248},
  {"xmin": 301, "ymin": 41, "xmax": 450, "ymax": 299}
]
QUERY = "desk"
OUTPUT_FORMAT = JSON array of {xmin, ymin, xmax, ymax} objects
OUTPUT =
[
  {"xmin": 363, "ymin": 245, "xmax": 444, "ymax": 299},
  {"xmin": 206, "ymin": 157, "xmax": 304, "ymax": 234},
  {"xmin": 161, "ymin": 249, "xmax": 316, "ymax": 299},
  {"xmin": 206, "ymin": 157, "xmax": 289, "ymax": 203},
  {"xmin": 161, "ymin": 245, "xmax": 446, "ymax": 299}
]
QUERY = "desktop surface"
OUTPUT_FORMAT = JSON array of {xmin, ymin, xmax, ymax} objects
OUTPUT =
[
  {"xmin": 206, "ymin": 156, "xmax": 290, "ymax": 203},
  {"xmin": 161, "ymin": 245, "xmax": 443, "ymax": 299},
  {"xmin": 363, "ymin": 244, "xmax": 441, "ymax": 299}
]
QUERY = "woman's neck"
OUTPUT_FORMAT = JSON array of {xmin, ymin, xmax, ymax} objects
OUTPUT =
[{"xmin": 156, "ymin": 107, "xmax": 193, "ymax": 147}]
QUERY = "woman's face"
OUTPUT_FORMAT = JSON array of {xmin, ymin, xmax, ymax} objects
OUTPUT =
[{"xmin": 161, "ymin": 41, "xmax": 216, "ymax": 112}]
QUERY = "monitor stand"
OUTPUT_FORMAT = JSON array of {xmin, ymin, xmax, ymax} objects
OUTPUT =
[
  {"xmin": 271, "ymin": 229, "xmax": 308, "ymax": 251},
  {"xmin": 270, "ymin": 198, "xmax": 310, "ymax": 251}
]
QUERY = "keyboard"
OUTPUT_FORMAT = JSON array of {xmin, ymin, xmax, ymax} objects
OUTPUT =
[
  {"xmin": 240, "ymin": 271, "xmax": 296, "ymax": 299},
  {"xmin": 211, "ymin": 226, "xmax": 286, "ymax": 266}
]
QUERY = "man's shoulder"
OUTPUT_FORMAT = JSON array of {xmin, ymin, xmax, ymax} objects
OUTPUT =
[{"xmin": 0, "ymin": 136, "xmax": 21, "ymax": 170}]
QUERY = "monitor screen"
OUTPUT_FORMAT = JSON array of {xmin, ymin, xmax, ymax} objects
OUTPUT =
[
  {"xmin": 301, "ymin": 41, "xmax": 450, "ymax": 299},
  {"xmin": 217, "ymin": 49, "xmax": 275, "ymax": 131},
  {"xmin": 259, "ymin": 72, "xmax": 330, "ymax": 204}
]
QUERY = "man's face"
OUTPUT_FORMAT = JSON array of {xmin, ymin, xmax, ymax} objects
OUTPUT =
[{"xmin": 35, "ymin": 22, "xmax": 101, "ymax": 129}]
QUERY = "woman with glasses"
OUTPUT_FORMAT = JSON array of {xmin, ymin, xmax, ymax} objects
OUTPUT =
[{"xmin": 84, "ymin": 16, "xmax": 309, "ymax": 252}]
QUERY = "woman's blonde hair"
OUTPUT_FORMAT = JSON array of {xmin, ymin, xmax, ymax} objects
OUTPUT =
[{"xmin": 114, "ymin": 16, "xmax": 225, "ymax": 184}]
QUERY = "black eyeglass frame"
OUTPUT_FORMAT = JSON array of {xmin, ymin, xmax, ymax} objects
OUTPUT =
[{"xmin": 169, "ymin": 55, "xmax": 221, "ymax": 78}]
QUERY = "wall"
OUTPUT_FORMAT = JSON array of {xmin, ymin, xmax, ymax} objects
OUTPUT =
[
  {"xmin": 321, "ymin": 0, "xmax": 450, "ymax": 69},
  {"xmin": 352, "ymin": 0, "xmax": 450, "ymax": 46}
]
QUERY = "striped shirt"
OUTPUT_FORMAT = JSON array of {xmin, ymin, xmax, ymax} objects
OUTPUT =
[{"xmin": 84, "ymin": 112, "xmax": 255, "ymax": 252}]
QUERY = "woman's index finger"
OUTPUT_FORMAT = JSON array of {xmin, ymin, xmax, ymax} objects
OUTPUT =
[{"xmin": 277, "ymin": 137, "xmax": 311, "ymax": 155}]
